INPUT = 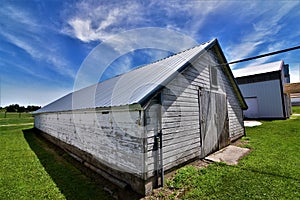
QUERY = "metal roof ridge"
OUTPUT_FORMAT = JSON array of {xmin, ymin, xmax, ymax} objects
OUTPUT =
[
  {"xmin": 71, "ymin": 40, "xmax": 214, "ymax": 93},
  {"xmin": 232, "ymin": 60, "xmax": 284, "ymax": 78},
  {"xmin": 34, "ymin": 39, "xmax": 216, "ymax": 114},
  {"xmin": 95, "ymin": 40, "xmax": 213, "ymax": 85}
]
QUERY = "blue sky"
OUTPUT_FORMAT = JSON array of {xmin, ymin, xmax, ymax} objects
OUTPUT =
[{"xmin": 1, "ymin": 0, "xmax": 300, "ymax": 106}]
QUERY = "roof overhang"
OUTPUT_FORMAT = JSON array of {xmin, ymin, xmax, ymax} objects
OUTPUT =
[{"xmin": 210, "ymin": 40, "xmax": 248, "ymax": 110}]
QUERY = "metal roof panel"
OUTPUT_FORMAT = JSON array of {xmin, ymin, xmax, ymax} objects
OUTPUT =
[
  {"xmin": 232, "ymin": 60, "xmax": 283, "ymax": 78},
  {"xmin": 34, "ymin": 40, "xmax": 214, "ymax": 114}
]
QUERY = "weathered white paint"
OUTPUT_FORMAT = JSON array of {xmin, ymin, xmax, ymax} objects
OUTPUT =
[
  {"xmin": 34, "ymin": 47, "xmax": 245, "ymax": 195},
  {"xmin": 34, "ymin": 109, "xmax": 145, "ymax": 176},
  {"xmin": 145, "ymin": 49, "xmax": 244, "ymax": 177},
  {"xmin": 199, "ymin": 90, "xmax": 228, "ymax": 157}
]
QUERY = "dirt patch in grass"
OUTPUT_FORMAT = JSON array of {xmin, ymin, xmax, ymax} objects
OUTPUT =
[
  {"xmin": 232, "ymin": 136, "xmax": 251, "ymax": 148},
  {"xmin": 142, "ymin": 160, "xmax": 211, "ymax": 200}
]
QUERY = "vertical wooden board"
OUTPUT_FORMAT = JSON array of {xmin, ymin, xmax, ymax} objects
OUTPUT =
[
  {"xmin": 215, "ymin": 92, "xmax": 230, "ymax": 148},
  {"xmin": 150, "ymin": 58, "xmax": 203, "ymax": 173},
  {"xmin": 218, "ymin": 61, "xmax": 244, "ymax": 139},
  {"xmin": 146, "ymin": 51, "xmax": 237, "ymax": 175},
  {"xmin": 199, "ymin": 89, "xmax": 229, "ymax": 158},
  {"xmin": 200, "ymin": 90, "xmax": 218, "ymax": 157}
]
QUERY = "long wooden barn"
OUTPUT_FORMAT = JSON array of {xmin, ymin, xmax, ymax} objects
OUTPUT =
[{"xmin": 34, "ymin": 39, "xmax": 247, "ymax": 195}]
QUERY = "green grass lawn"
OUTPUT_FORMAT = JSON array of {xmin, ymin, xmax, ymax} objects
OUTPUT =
[
  {"xmin": 0, "ymin": 112, "xmax": 34, "ymax": 125},
  {"xmin": 0, "ymin": 112, "xmax": 111, "ymax": 200},
  {"xmin": 1, "ymin": 108, "xmax": 300, "ymax": 199},
  {"xmin": 161, "ymin": 107, "xmax": 300, "ymax": 199},
  {"xmin": 292, "ymin": 105, "xmax": 300, "ymax": 114}
]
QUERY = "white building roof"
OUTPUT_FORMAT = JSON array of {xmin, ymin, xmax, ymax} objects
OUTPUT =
[{"xmin": 232, "ymin": 60, "xmax": 283, "ymax": 78}]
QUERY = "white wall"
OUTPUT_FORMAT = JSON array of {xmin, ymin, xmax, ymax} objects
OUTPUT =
[
  {"xmin": 145, "ymin": 50, "xmax": 245, "ymax": 177},
  {"xmin": 239, "ymin": 79, "xmax": 284, "ymax": 118}
]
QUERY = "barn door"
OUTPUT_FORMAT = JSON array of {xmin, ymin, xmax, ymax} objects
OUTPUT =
[{"xmin": 199, "ymin": 89, "xmax": 229, "ymax": 158}]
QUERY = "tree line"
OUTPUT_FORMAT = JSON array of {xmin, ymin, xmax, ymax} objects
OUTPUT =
[{"xmin": 0, "ymin": 104, "xmax": 41, "ymax": 113}]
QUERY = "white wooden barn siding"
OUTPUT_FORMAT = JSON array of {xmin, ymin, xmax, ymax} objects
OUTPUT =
[
  {"xmin": 34, "ymin": 51, "xmax": 244, "ymax": 182},
  {"xmin": 34, "ymin": 109, "xmax": 145, "ymax": 176},
  {"xmin": 219, "ymin": 68, "xmax": 244, "ymax": 139},
  {"xmin": 239, "ymin": 79, "xmax": 284, "ymax": 118},
  {"xmin": 145, "ymin": 50, "xmax": 244, "ymax": 177}
]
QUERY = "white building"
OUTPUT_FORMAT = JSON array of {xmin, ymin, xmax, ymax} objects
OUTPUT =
[{"xmin": 233, "ymin": 60, "xmax": 291, "ymax": 119}]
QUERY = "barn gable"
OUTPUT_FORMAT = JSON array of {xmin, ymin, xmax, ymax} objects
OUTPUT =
[
  {"xmin": 34, "ymin": 38, "xmax": 246, "ymax": 195},
  {"xmin": 144, "ymin": 42, "xmax": 246, "ymax": 187}
]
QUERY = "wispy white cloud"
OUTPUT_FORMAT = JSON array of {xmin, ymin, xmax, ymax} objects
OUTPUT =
[
  {"xmin": 62, "ymin": 0, "xmax": 232, "ymax": 43},
  {"xmin": 1, "ymin": 0, "xmax": 300, "ymax": 107},
  {"xmin": 97, "ymin": 53, "xmax": 133, "ymax": 82},
  {"xmin": 0, "ymin": 4, "xmax": 76, "ymax": 79},
  {"xmin": 63, "ymin": 1, "xmax": 143, "ymax": 42},
  {"xmin": 1, "ymin": 31, "xmax": 38, "ymax": 57},
  {"xmin": 228, "ymin": 41, "xmax": 264, "ymax": 65},
  {"xmin": 153, "ymin": 1, "xmax": 233, "ymax": 40},
  {"xmin": 230, "ymin": 41, "xmax": 288, "ymax": 69},
  {"xmin": 226, "ymin": 1, "xmax": 300, "ymax": 68},
  {"xmin": 0, "ymin": 5, "xmax": 39, "ymax": 31},
  {"xmin": 96, "ymin": 8, "xmax": 121, "ymax": 31},
  {"xmin": 141, "ymin": 49, "xmax": 171, "ymax": 62}
]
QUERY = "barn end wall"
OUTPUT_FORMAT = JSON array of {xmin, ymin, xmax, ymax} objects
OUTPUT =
[
  {"xmin": 34, "ymin": 108, "xmax": 149, "ymax": 194},
  {"xmin": 145, "ymin": 50, "xmax": 245, "ymax": 181}
]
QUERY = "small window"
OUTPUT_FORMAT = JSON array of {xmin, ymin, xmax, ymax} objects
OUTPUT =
[{"xmin": 210, "ymin": 66, "xmax": 218, "ymax": 88}]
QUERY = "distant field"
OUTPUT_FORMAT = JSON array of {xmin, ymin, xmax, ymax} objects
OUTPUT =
[{"xmin": 0, "ymin": 112, "xmax": 34, "ymax": 125}]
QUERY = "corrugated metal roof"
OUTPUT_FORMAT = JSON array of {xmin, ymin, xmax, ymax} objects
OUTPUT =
[
  {"xmin": 232, "ymin": 60, "xmax": 283, "ymax": 78},
  {"xmin": 34, "ymin": 40, "xmax": 215, "ymax": 114}
]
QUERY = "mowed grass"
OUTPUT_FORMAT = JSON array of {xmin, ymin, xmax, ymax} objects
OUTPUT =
[
  {"xmin": 1, "ymin": 108, "xmax": 300, "ymax": 199},
  {"xmin": 0, "ymin": 113, "xmax": 111, "ymax": 200},
  {"xmin": 0, "ymin": 112, "xmax": 34, "ymax": 125},
  {"xmin": 164, "ymin": 107, "xmax": 300, "ymax": 199},
  {"xmin": 292, "ymin": 105, "xmax": 300, "ymax": 114}
]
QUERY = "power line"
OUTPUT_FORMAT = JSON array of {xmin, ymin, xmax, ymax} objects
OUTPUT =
[{"xmin": 227, "ymin": 45, "xmax": 300, "ymax": 65}]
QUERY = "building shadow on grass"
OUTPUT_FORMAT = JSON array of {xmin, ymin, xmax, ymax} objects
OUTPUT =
[{"xmin": 23, "ymin": 128, "xmax": 141, "ymax": 200}]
